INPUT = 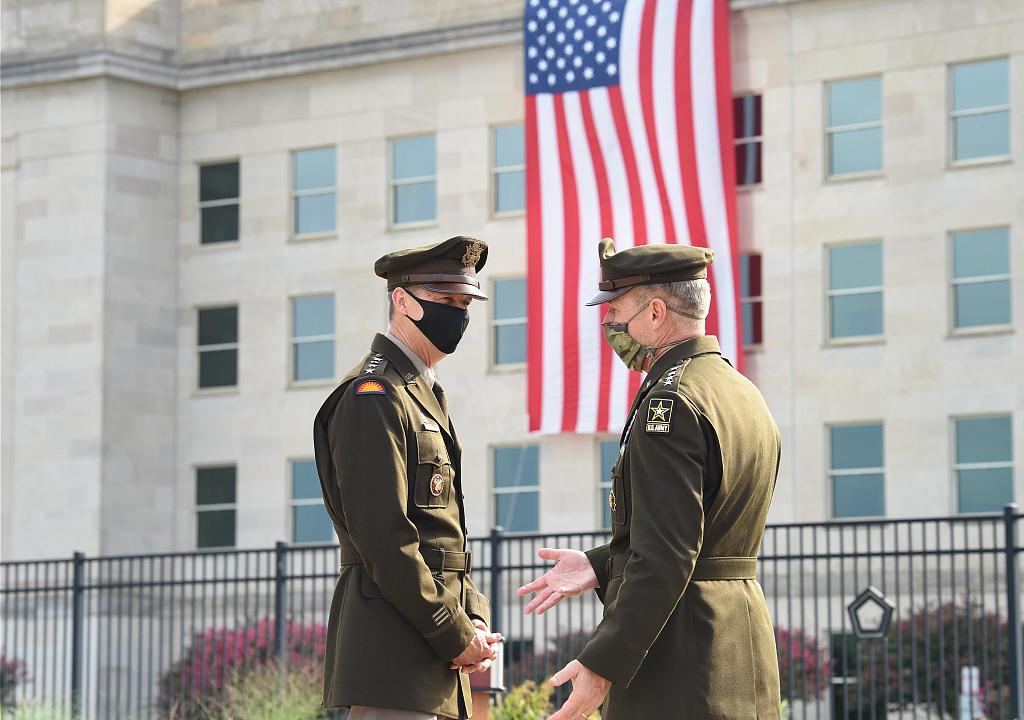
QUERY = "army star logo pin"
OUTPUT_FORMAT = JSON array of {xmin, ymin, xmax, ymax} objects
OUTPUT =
[
  {"xmin": 461, "ymin": 241, "xmax": 484, "ymax": 267},
  {"xmin": 430, "ymin": 474, "xmax": 445, "ymax": 497},
  {"xmin": 646, "ymin": 398, "xmax": 674, "ymax": 434}
]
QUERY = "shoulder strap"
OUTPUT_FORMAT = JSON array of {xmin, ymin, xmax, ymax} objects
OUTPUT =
[{"xmin": 360, "ymin": 353, "xmax": 390, "ymax": 376}]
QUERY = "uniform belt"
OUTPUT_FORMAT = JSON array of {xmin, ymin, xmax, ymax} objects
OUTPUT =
[
  {"xmin": 609, "ymin": 554, "xmax": 757, "ymax": 581},
  {"xmin": 338, "ymin": 545, "xmax": 472, "ymax": 574}
]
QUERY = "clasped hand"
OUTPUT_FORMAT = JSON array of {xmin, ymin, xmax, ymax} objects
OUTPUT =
[{"xmin": 451, "ymin": 620, "xmax": 503, "ymax": 674}]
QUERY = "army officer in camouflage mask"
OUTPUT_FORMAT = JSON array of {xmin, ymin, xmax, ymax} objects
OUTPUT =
[
  {"xmin": 313, "ymin": 236, "xmax": 502, "ymax": 720},
  {"xmin": 517, "ymin": 239, "xmax": 782, "ymax": 719}
]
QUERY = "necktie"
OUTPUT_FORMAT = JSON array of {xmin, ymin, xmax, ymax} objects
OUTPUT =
[{"xmin": 432, "ymin": 382, "xmax": 449, "ymax": 417}]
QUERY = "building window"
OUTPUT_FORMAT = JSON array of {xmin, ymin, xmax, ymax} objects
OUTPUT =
[
  {"xmin": 292, "ymin": 148, "xmax": 336, "ymax": 236},
  {"xmin": 390, "ymin": 134, "xmax": 436, "ymax": 225},
  {"xmin": 829, "ymin": 424, "xmax": 884, "ymax": 518},
  {"xmin": 291, "ymin": 459, "xmax": 334, "ymax": 544},
  {"xmin": 733, "ymin": 95, "xmax": 762, "ymax": 186},
  {"xmin": 598, "ymin": 439, "xmax": 618, "ymax": 530},
  {"xmin": 951, "ymin": 59, "xmax": 1010, "ymax": 163},
  {"xmin": 951, "ymin": 227, "xmax": 1011, "ymax": 331},
  {"xmin": 492, "ymin": 278, "xmax": 527, "ymax": 367},
  {"xmin": 826, "ymin": 77, "xmax": 882, "ymax": 176},
  {"xmin": 827, "ymin": 242, "xmax": 883, "ymax": 341},
  {"xmin": 291, "ymin": 295, "xmax": 335, "ymax": 382},
  {"xmin": 493, "ymin": 124, "xmax": 525, "ymax": 213},
  {"xmin": 493, "ymin": 445, "xmax": 540, "ymax": 532},
  {"xmin": 740, "ymin": 253, "xmax": 763, "ymax": 346},
  {"xmin": 197, "ymin": 306, "xmax": 238, "ymax": 389},
  {"xmin": 955, "ymin": 415, "xmax": 1013, "ymax": 514},
  {"xmin": 196, "ymin": 465, "xmax": 236, "ymax": 548},
  {"xmin": 199, "ymin": 161, "xmax": 240, "ymax": 245}
]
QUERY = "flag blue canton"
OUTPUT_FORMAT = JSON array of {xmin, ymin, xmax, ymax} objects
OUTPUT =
[{"xmin": 524, "ymin": 0, "xmax": 626, "ymax": 96}]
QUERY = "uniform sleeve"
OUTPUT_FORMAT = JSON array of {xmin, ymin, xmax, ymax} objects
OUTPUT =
[
  {"xmin": 576, "ymin": 392, "xmax": 707, "ymax": 687},
  {"xmin": 463, "ymin": 574, "xmax": 491, "ymax": 628},
  {"xmin": 330, "ymin": 377, "xmax": 477, "ymax": 661},
  {"xmin": 585, "ymin": 544, "xmax": 612, "ymax": 603}
]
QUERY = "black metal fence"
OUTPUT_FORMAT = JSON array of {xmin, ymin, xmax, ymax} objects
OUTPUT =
[{"xmin": 2, "ymin": 507, "xmax": 1022, "ymax": 719}]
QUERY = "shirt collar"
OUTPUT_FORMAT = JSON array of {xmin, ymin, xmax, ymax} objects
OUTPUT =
[{"xmin": 385, "ymin": 329, "xmax": 436, "ymax": 388}]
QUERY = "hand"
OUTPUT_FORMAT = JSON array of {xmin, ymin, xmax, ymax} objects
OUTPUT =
[
  {"xmin": 516, "ymin": 548, "xmax": 599, "ymax": 615},
  {"xmin": 451, "ymin": 620, "xmax": 502, "ymax": 673},
  {"xmin": 548, "ymin": 659, "xmax": 610, "ymax": 720}
]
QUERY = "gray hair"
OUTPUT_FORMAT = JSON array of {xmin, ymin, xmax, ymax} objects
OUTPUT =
[{"xmin": 640, "ymin": 279, "xmax": 712, "ymax": 320}]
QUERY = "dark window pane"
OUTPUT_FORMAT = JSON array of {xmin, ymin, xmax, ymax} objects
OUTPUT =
[
  {"xmin": 294, "ymin": 340, "xmax": 335, "ymax": 381},
  {"xmin": 392, "ymin": 135, "xmax": 436, "ymax": 180},
  {"xmin": 291, "ymin": 459, "xmax": 321, "ymax": 500},
  {"xmin": 956, "ymin": 416, "xmax": 1012, "ymax": 464},
  {"xmin": 742, "ymin": 300, "xmax": 763, "ymax": 345},
  {"xmin": 293, "ymin": 503, "xmax": 334, "ymax": 544},
  {"xmin": 494, "ymin": 125, "xmax": 525, "ymax": 167},
  {"xmin": 830, "ymin": 243, "xmax": 882, "ymax": 290},
  {"xmin": 741, "ymin": 254, "xmax": 762, "ymax": 298},
  {"xmin": 829, "ymin": 127, "xmax": 882, "ymax": 175},
  {"xmin": 199, "ymin": 349, "xmax": 237, "ymax": 388},
  {"xmin": 955, "ymin": 280, "xmax": 1011, "ymax": 328},
  {"xmin": 293, "ymin": 295, "xmax": 334, "ymax": 338},
  {"xmin": 953, "ymin": 228, "xmax": 1010, "ymax": 278},
  {"xmin": 830, "ymin": 292, "xmax": 883, "ymax": 338},
  {"xmin": 954, "ymin": 111, "xmax": 1010, "ymax": 161},
  {"xmin": 393, "ymin": 182, "xmax": 436, "ymax": 224},
  {"xmin": 958, "ymin": 468, "xmax": 1013, "ymax": 513},
  {"xmin": 201, "ymin": 204, "xmax": 239, "ymax": 245},
  {"xmin": 199, "ymin": 162, "xmax": 239, "ymax": 202},
  {"xmin": 496, "ymin": 170, "xmax": 526, "ymax": 212},
  {"xmin": 833, "ymin": 473, "xmax": 885, "ymax": 518},
  {"xmin": 495, "ymin": 323, "xmax": 527, "ymax": 365},
  {"xmin": 198, "ymin": 306, "xmax": 238, "ymax": 346},
  {"xmin": 600, "ymin": 440, "xmax": 619, "ymax": 481},
  {"xmin": 733, "ymin": 95, "xmax": 762, "ymax": 139},
  {"xmin": 495, "ymin": 491, "xmax": 539, "ymax": 532},
  {"xmin": 831, "ymin": 424, "xmax": 884, "ymax": 470},
  {"xmin": 735, "ymin": 140, "xmax": 762, "ymax": 186},
  {"xmin": 494, "ymin": 446, "xmax": 539, "ymax": 488},
  {"xmin": 952, "ymin": 59, "xmax": 1009, "ymax": 111},
  {"xmin": 601, "ymin": 497, "xmax": 612, "ymax": 530},
  {"xmin": 828, "ymin": 77, "xmax": 881, "ymax": 126},
  {"xmin": 294, "ymin": 148, "xmax": 335, "ymax": 191},
  {"xmin": 294, "ymin": 193, "xmax": 336, "ymax": 235},
  {"xmin": 196, "ymin": 466, "xmax": 236, "ymax": 505},
  {"xmin": 197, "ymin": 510, "xmax": 235, "ymax": 548},
  {"xmin": 495, "ymin": 278, "xmax": 528, "ymax": 320}
]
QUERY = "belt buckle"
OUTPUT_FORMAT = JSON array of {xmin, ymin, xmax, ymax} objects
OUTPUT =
[
  {"xmin": 464, "ymin": 550, "xmax": 472, "ymax": 575},
  {"xmin": 433, "ymin": 548, "xmax": 446, "ymax": 580}
]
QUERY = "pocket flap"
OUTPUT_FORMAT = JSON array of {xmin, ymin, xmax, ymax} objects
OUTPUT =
[{"xmin": 416, "ymin": 431, "xmax": 449, "ymax": 466}]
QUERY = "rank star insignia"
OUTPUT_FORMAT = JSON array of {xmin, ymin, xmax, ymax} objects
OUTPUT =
[
  {"xmin": 461, "ymin": 241, "xmax": 485, "ymax": 268},
  {"xmin": 429, "ymin": 474, "xmax": 445, "ymax": 497},
  {"xmin": 646, "ymin": 398, "xmax": 674, "ymax": 433}
]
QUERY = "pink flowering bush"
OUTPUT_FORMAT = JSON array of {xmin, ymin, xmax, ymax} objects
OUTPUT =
[
  {"xmin": 775, "ymin": 626, "xmax": 832, "ymax": 702},
  {"xmin": 158, "ymin": 619, "xmax": 326, "ymax": 719},
  {"xmin": 1, "ymin": 654, "xmax": 30, "ymax": 710}
]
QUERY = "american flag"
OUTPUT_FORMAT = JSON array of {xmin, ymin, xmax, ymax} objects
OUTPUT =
[{"xmin": 525, "ymin": 0, "xmax": 741, "ymax": 434}]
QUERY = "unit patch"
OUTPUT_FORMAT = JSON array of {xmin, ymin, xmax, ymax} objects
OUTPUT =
[
  {"xmin": 355, "ymin": 380, "xmax": 387, "ymax": 395},
  {"xmin": 645, "ymin": 398, "xmax": 674, "ymax": 433}
]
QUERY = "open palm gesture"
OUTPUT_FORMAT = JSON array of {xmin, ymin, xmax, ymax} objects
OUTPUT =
[{"xmin": 516, "ymin": 548, "xmax": 599, "ymax": 615}]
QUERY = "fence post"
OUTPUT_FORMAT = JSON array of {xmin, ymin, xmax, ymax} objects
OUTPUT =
[
  {"xmin": 1005, "ymin": 504, "xmax": 1023, "ymax": 720},
  {"xmin": 70, "ymin": 551, "xmax": 85, "ymax": 718},
  {"xmin": 489, "ymin": 527, "xmax": 503, "ymax": 634},
  {"xmin": 274, "ymin": 541, "xmax": 287, "ymax": 663}
]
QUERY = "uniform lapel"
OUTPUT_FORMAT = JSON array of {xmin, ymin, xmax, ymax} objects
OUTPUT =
[{"xmin": 407, "ymin": 377, "xmax": 452, "ymax": 440}]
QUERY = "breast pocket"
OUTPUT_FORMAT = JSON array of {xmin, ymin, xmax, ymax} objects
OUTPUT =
[{"xmin": 414, "ymin": 431, "xmax": 453, "ymax": 509}]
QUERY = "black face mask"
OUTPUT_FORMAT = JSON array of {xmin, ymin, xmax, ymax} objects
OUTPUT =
[{"xmin": 409, "ymin": 297, "xmax": 470, "ymax": 354}]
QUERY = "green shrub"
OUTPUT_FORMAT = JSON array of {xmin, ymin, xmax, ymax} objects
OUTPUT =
[{"xmin": 215, "ymin": 663, "xmax": 323, "ymax": 720}]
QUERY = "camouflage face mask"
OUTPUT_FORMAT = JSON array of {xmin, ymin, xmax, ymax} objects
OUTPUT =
[{"xmin": 601, "ymin": 299, "xmax": 700, "ymax": 372}]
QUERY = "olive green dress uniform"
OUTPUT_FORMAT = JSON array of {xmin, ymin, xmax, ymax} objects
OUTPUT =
[
  {"xmin": 578, "ymin": 241, "xmax": 782, "ymax": 719},
  {"xmin": 312, "ymin": 238, "xmax": 492, "ymax": 719}
]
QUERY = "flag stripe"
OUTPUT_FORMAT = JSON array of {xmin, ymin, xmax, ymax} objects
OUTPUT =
[{"xmin": 526, "ymin": 95, "xmax": 543, "ymax": 432}]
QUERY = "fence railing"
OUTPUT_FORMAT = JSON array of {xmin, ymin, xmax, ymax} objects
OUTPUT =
[{"xmin": 2, "ymin": 507, "xmax": 1022, "ymax": 719}]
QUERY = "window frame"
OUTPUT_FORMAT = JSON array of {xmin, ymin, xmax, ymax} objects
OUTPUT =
[
  {"xmin": 597, "ymin": 437, "xmax": 618, "ymax": 531},
  {"xmin": 733, "ymin": 93, "xmax": 763, "ymax": 190},
  {"xmin": 288, "ymin": 457, "xmax": 334, "ymax": 545},
  {"xmin": 195, "ymin": 303, "xmax": 240, "ymax": 393},
  {"xmin": 951, "ymin": 413, "xmax": 1015, "ymax": 515},
  {"xmin": 197, "ymin": 159, "xmax": 241, "ymax": 247},
  {"xmin": 947, "ymin": 226, "xmax": 1013, "ymax": 336},
  {"xmin": 288, "ymin": 292, "xmax": 337, "ymax": 388},
  {"xmin": 388, "ymin": 132, "xmax": 439, "ymax": 230},
  {"xmin": 827, "ymin": 421, "xmax": 886, "ymax": 520},
  {"xmin": 824, "ymin": 240, "xmax": 885, "ymax": 346},
  {"xmin": 740, "ymin": 251, "xmax": 764, "ymax": 350},
  {"xmin": 491, "ymin": 122, "xmax": 527, "ymax": 217},
  {"xmin": 824, "ymin": 75, "xmax": 884, "ymax": 181},
  {"xmin": 490, "ymin": 443, "xmax": 541, "ymax": 534},
  {"xmin": 489, "ymin": 275, "xmax": 528, "ymax": 372},
  {"xmin": 289, "ymin": 146, "xmax": 338, "ymax": 242},
  {"xmin": 194, "ymin": 463, "xmax": 238, "ymax": 550},
  {"xmin": 948, "ymin": 57, "xmax": 1012, "ymax": 168}
]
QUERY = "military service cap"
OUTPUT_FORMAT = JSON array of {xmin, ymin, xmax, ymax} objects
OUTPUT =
[
  {"xmin": 374, "ymin": 235, "xmax": 489, "ymax": 300},
  {"xmin": 585, "ymin": 237, "xmax": 715, "ymax": 306}
]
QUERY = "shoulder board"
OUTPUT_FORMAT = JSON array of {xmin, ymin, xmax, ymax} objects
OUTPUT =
[
  {"xmin": 659, "ymin": 358, "xmax": 692, "ymax": 388},
  {"xmin": 360, "ymin": 353, "xmax": 389, "ymax": 376}
]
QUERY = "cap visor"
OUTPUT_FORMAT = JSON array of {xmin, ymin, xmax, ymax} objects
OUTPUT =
[
  {"xmin": 585, "ymin": 287, "xmax": 630, "ymax": 306},
  {"xmin": 418, "ymin": 282, "xmax": 490, "ymax": 300}
]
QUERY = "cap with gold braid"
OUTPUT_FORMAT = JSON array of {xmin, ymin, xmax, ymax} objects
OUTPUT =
[
  {"xmin": 585, "ymin": 237, "xmax": 715, "ymax": 306},
  {"xmin": 374, "ymin": 235, "xmax": 489, "ymax": 300}
]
